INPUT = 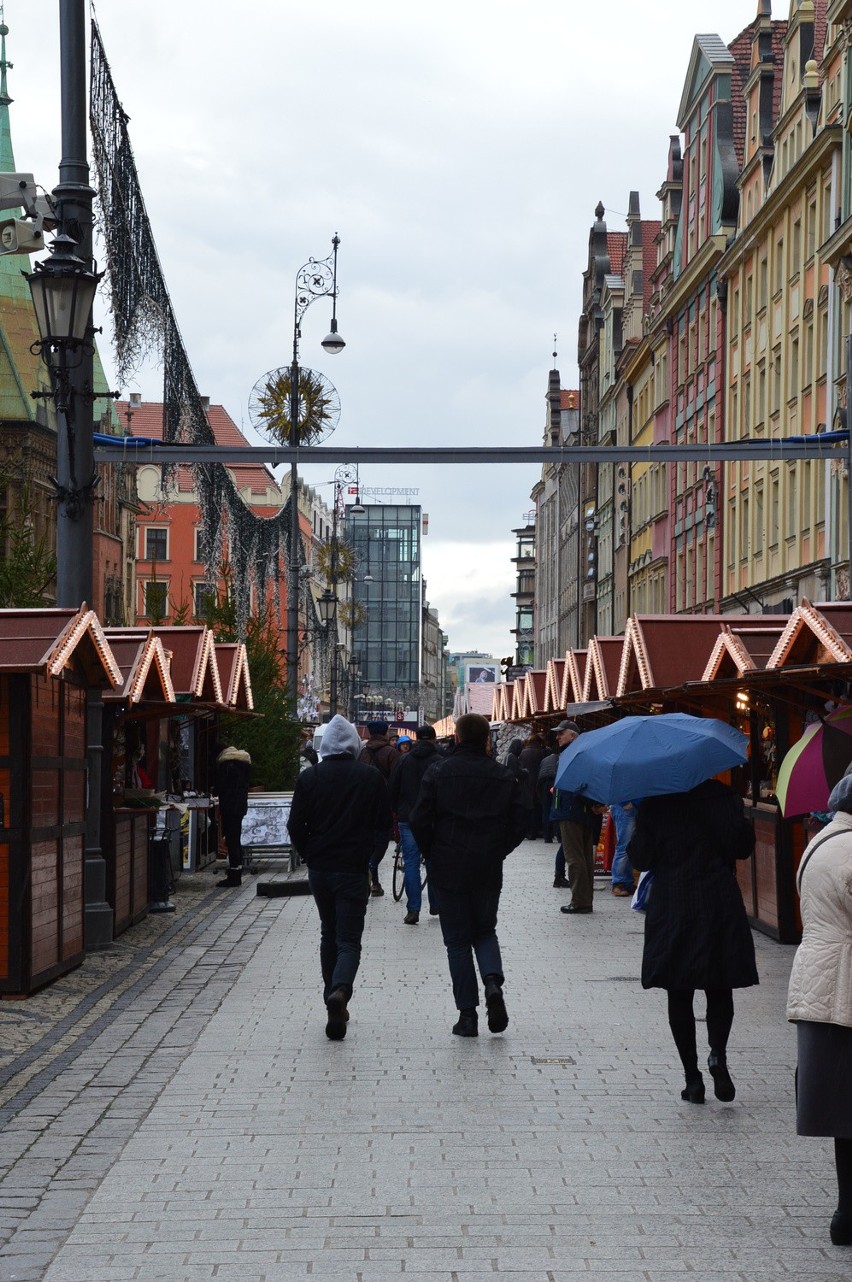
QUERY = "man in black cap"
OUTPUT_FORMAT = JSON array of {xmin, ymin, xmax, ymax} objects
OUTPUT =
[
  {"xmin": 549, "ymin": 720, "xmax": 603, "ymax": 914},
  {"xmin": 358, "ymin": 720, "xmax": 399, "ymax": 894}
]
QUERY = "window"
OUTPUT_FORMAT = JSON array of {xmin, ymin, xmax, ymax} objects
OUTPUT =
[
  {"xmin": 770, "ymin": 474, "xmax": 780, "ymax": 546},
  {"xmin": 144, "ymin": 580, "xmax": 168, "ymax": 620},
  {"xmin": 194, "ymin": 527, "xmax": 204, "ymax": 563},
  {"xmin": 754, "ymin": 486, "xmax": 764, "ymax": 555},
  {"xmin": 145, "ymin": 527, "xmax": 168, "ymax": 561},
  {"xmin": 194, "ymin": 581, "xmax": 216, "ymax": 618}
]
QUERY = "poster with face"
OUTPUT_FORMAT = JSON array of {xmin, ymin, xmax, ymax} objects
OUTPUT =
[{"xmin": 467, "ymin": 664, "xmax": 498, "ymax": 684}]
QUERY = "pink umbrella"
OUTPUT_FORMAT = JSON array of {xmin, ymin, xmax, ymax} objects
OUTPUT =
[{"xmin": 775, "ymin": 705, "xmax": 852, "ymax": 818}]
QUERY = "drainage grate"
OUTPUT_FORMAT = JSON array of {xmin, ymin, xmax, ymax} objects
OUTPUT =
[{"xmin": 531, "ymin": 1055, "xmax": 576, "ymax": 1065}]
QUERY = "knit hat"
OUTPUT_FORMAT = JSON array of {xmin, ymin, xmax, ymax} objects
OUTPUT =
[
  {"xmin": 366, "ymin": 719, "xmax": 389, "ymax": 737},
  {"xmin": 321, "ymin": 714, "xmax": 363, "ymax": 759},
  {"xmin": 829, "ymin": 774, "xmax": 852, "ymax": 814}
]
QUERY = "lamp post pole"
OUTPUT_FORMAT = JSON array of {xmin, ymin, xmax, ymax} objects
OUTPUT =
[
  {"xmin": 286, "ymin": 236, "xmax": 344, "ymax": 708},
  {"xmin": 54, "ymin": 0, "xmax": 98, "ymax": 606}
]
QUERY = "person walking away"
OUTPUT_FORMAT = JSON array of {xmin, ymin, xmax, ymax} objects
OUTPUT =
[
  {"xmin": 288, "ymin": 714, "xmax": 392, "ymax": 1040},
  {"xmin": 519, "ymin": 733, "xmax": 548, "ymax": 838},
  {"xmin": 787, "ymin": 774, "xmax": 852, "ymax": 1246},
  {"xmin": 537, "ymin": 747, "xmax": 565, "ymax": 880},
  {"xmin": 504, "ymin": 739, "xmax": 535, "ymax": 835},
  {"xmin": 410, "ymin": 712, "xmax": 530, "ymax": 1037},
  {"xmin": 628, "ymin": 778, "xmax": 758, "ymax": 1104},
  {"xmin": 358, "ymin": 719, "xmax": 399, "ymax": 895},
  {"xmin": 550, "ymin": 721, "xmax": 603, "ymax": 913},
  {"xmin": 609, "ymin": 800, "xmax": 639, "ymax": 896},
  {"xmin": 214, "ymin": 743, "xmax": 252, "ymax": 888},
  {"xmin": 388, "ymin": 724, "xmax": 440, "ymax": 923}
]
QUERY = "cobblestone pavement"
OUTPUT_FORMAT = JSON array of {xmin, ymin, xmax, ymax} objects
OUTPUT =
[{"xmin": 0, "ymin": 841, "xmax": 847, "ymax": 1281}]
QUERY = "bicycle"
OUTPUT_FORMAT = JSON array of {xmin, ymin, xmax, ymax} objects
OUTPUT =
[{"xmin": 392, "ymin": 840, "xmax": 428, "ymax": 902}]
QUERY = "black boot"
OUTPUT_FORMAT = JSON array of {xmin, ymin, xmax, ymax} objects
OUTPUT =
[
  {"xmin": 452, "ymin": 1009, "xmax": 478, "ymax": 1037},
  {"xmin": 483, "ymin": 975, "xmax": 508, "ymax": 1033},
  {"xmin": 708, "ymin": 1054, "xmax": 735, "ymax": 1101},
  {"xmin": 216, "ymin": 868, "xmax": 242, "ymax": 888}
]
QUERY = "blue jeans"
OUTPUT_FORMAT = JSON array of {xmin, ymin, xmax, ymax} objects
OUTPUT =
[
  {"xmin": 436, "ymin": 887, "xmax": 503, "ymax": 1011},
  {"xmin": 398, "ymin": 821, "xmax": 433, "ymax": 913},
  {"xmin": 610, "ymin": 803, "xmax": 636, "ymax": 890},
  {"xmin": 307, "ymin": 866, "xmax": 369, "ymax": 1001}
]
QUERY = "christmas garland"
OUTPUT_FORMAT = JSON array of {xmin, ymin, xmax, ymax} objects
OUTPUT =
[{"xmin": 90, "ymin": 20, "xmax": 306, "ymax": 640}]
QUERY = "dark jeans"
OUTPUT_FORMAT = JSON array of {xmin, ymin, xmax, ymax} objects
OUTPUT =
[
  {"xmin": 436, "ymin": 886, "xmax": 503, "ymax": 1011},
  {"xmin": 307, "ymin": 866, "xmax": 369, "ymax": 1001},
  {"xmin": 220, "ymin": 809, "xmax": 245, "ymax": 871},
  {"xmin": 541, "ymin": 793, "xmax": 553, "ymax": 842}
]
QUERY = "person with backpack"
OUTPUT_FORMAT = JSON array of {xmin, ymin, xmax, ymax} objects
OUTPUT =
[{"xmin": 358, "ymin": 720, "xmax": 399, "ymax": 895}]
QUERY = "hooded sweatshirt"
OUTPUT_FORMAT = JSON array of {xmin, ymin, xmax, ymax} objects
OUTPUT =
[{"xmin": 288, "ymin": 716, "xmax": 393, "ymax": 870}]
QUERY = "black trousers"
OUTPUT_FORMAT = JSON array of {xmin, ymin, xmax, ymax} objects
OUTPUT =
[{"xmin": 220, "ymin": 809, "xmax": 245, "ymax": 871}]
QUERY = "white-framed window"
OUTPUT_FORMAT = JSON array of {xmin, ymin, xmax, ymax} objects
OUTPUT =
[
  {"xmin": 144, "ymin": 527, "xmax": 168, "ymax": 562},
  {"xmin": 144, "ymin": 580, "xmax": 168, "ymax": 620}
]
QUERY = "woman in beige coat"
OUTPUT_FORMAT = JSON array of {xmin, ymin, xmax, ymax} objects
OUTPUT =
[{"xmin": 787, "ymin": 773, "xmax": 852, "ymax": 1246}]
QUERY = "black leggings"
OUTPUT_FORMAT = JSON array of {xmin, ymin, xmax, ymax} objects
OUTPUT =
[
  {"xmin": 667, "ymin": 988, "xmax": 735, "ymax": 1079},
  {"xmin": 837, "ymin": 1139, "xmax": 852, "ymax": 1215}
]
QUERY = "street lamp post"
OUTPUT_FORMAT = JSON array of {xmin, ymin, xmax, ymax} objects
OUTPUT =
[{"xmin": 287, "ymin": 235, "xmax": 344, "ymax": 708}]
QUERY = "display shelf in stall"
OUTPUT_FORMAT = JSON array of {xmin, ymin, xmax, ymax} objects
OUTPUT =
[
  {"xmin": 0, "ymin": 607, "xmax": 122, "ymax": 995},
  {"xmin": 102, "ymin": 630, "xmax": 177, "ymax": 934}
]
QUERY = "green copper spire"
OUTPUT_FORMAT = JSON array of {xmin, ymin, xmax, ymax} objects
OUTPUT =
[{"xmin": 0, "ymin": 9, "xmax": 15, "ymax": 174}]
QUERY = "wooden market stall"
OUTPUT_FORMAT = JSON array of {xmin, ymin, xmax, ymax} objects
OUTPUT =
[
  {"xmin": 0, "ymin": 608, "xmax": 122, "ymax": 995},
  {"xmin": 102, "ymin": 630, "xmax": 176, "ymax": 935},
  {"xmin": 493, "ymin": 604, "xmax": 852, "ymax": 944}
]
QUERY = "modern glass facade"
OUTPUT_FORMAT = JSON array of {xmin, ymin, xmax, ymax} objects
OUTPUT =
[{"xmin": 346, "ymin": 505, "xmax": 422, "ymax": 705}]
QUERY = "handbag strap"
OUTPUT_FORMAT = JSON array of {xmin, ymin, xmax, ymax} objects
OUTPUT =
[{"xmin": 797, "ymin": 827, "xmax": 845, "ymax": 889}]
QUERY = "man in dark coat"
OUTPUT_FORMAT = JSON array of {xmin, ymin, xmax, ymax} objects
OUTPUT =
[
  {"xmin": 358, "ymin": 719, "xmax": 399, "ymax": 896},
  {"xmin": 410, "ymin": 712, "xmax": 530, "ymax": 1037},
  {"xmin": 628, "ymin": 778, "xmax": 757, "ymax": 1103},
  {"xmin": 519, "ymin": 733, "xmax": 548, "ymax": 838},
  {"xmin": 214, "ymin": 744, "xmax": 252, "ymax": 888},
  {"xmin": 289, "ymin": 714, "xmax": 393, "ymax": 1040},
  {"xmin": 388, "ymin": 724, "xmax": 439, "ymax": 923}
]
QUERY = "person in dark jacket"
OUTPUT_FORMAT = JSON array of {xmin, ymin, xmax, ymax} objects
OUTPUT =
[
  {"xmin": 214, "ymin": 744, "xmax": 252, "ymax": 888},
  {"xmin": 388, "ymin": 724, "xmax": 439, "ymax": 923},
  {"xmin": 410, "ymin": 712, "xmax": 530, "ymax": 1038},
  {"xmin": 358, "ymin": 720, "xmax": 399, "ymax": 896},
  {"xmin": 288, "ymin": 715, "xmax": 393, "ymax": 1040},
  {"xmin": 628, "ymin": 777, "xmax": 758, "ymax": 1104},
  {"xmin": 551, "ymin": 721, "xmax": 604, "ymax": 912},
  {"xmin": 519, "ymin": 733, "xmax": 548, "ymax": 838}
]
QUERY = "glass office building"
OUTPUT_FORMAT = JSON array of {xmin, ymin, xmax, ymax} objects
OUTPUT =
[{"xmin": 346, "ymin": 504, "xmax": 422, "ymax": 708}]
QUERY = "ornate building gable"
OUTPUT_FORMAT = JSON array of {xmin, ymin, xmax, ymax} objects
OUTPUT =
[
  {"xmin": 673, "ymin": 33, "xmax": 751, "ymax": 280},
  {"xmin": 769, "ymin": 1, "xmax": 828, "ymax": 190}
]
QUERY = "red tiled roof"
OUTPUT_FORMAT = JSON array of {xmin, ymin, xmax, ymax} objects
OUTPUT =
[
  {"xmin": 607, "ymin": 231, "xmax": 628, "ymax": 278},
  {"xmin": 117, "ymin": 401, "xmax": 280, "ymax": 498},
  {"xmin": 560, "ymin": 389, "xmax": 579, "ymax": 411},
  {"xmin": 642, "ymin": 221, "xmax": 662, "ymax": 309},
  {"xmin": 728, "ymin": 25, "xmax": 754, "ymax": 171},
  {"xmin": 813, "ymin": 0, "xmax": 828, "ymax": 71}
]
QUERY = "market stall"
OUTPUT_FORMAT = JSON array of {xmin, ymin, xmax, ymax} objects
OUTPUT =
[
  {"xmin": 102, "ymin": 629, "xmax": 176, "ymax": 934},
  {"xmin": 0, "ymin": 607, "xmax": 121, "ymax": 995}
]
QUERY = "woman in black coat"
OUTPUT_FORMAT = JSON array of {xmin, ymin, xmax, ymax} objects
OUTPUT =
[{"xmin": 629, "ymin": 778, "xmax": 758, "ymax": 1104}]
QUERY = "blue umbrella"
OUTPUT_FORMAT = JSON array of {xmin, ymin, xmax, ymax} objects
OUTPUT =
[{"xmin": 553, "ymin": 713, "xmax": 749, "ymax": 804}]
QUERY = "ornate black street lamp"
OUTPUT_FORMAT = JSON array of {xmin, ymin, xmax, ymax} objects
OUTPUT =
[{"xmin": 287, "ymin": 236, "xmax": 345, "ymax": 708}]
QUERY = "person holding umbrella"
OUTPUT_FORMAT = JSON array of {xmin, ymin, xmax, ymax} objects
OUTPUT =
[
  {"xmin": 556, "ymin": 713, "xmax": 757, "ymax": 1102},
  {"xmin": 628, "ymin": 776, "xmax": 757, "ymax": 1104}
]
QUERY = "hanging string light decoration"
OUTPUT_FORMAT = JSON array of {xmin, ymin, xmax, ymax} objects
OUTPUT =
[{"xmin": 89, "ymin": 21, "xmax": 298, "ymax": 636}]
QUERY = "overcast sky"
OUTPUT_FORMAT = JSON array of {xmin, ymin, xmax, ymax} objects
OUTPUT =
[{"xmin": 8, "ymin": 0, "xmax": 759, "ymax": 658}]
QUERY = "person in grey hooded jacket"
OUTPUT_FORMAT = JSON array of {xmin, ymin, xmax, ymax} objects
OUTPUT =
[{"xmin": 288, "ymin": 715, "xmax": 392, "ymax": 1040}]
